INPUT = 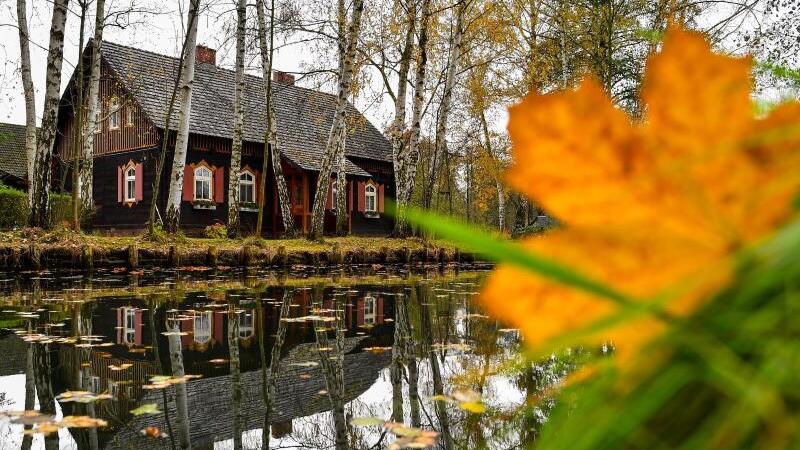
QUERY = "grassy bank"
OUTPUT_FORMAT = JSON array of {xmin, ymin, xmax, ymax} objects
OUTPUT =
[{"xmin": 0, "ymin": 228, "xmax": 471, "ymax": 270}]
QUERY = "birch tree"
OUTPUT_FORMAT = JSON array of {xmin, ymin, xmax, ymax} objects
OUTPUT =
[
  {"xmin": 227, "ymin": 304, "xmax": 243, "ymax": 450},
  {"xmin": 308, "ymin": 0, "xmax": 365, "ymax": 240},
  {"xmin": 16, "ymin": 0, "xmax": 35, "ymax": 197},
  {"xmin": 80, "ymin": 0, "xmax": 106, "ymax": 221},
  {"xmin": 28, "ymin": 0, "xmax": 70, "ymax": 228},
  {"xmin": 227, "ymin": 0, "xmax": 246, "ymax": 238},
  {"xmin": 148, "ymin": 0, "xmax": 200, "ymax": 234},
  {"xmin": 70, "ymin": 1, "xmax": 90, "ymax": 231},
  {"xmin": 259, "ymin": 288, "xmax": 292, "ymax": 449},
  {"xmin": 255, "ymin": 0, "xmax": 297, "ymax": 237},
  {"xmin": 165, "ymin": 0, "xmax": 200, "ymax": 233},
  {"xmin": 333, "ymin": 0, "xmax": 349, "ymax": 236}
]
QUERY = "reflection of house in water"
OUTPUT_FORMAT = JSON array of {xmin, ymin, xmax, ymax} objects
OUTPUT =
[
  {"xmin": 178, "ymin": 308, "xmax": 258, "ymax": 352},
  {"xmin": 105, "ymin": 336, "xmax": 392, "ymax": 450},
  {"xmin": 116, "ymin": 307, "xmax": 143, "ymax": 346}
]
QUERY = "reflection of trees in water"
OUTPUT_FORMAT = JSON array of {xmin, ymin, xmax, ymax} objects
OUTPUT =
[
  {"xmin": 166, "ymin": 300, "xmax": 192, "ymax": 450},
  {"xmin": 227, "ymin": 299, "xmax": 243, "ymax": 450},
  {"xmin": 259, "ymin": 287, "xmax": 293, "ymax": 450},
  {"xmin": 313, "ymin": 286, "xmax": 348, "ymax": 450}
]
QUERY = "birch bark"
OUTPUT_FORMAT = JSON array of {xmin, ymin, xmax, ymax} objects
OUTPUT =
[
  {"xmin": 424, "ymin": 0, "xmax": 466, "ymax": 209},
  {"xmin": 255, "ymin": 0, "xmax": 297, "ymax": 236},
  {"xmin": 227, "ymin": 0, "xmax": 246, "ymax": 238},
  {"xmin": 16, "ymin": 0, "xmax": 36, "ymax": 200},
  {"xmin": 80, "ymin": 0, "xmax": 106, "ymax": 218},
  {"xmin": 165, "ymin": 0, "xmax": 200, "ymax": 233},
  {"xmin": 309, "ymin": 0, "xmax": 364, "ymax": 240},
  {"xmin": 29, "ymin": 0, "xmax": 70, "ymax": 228}
]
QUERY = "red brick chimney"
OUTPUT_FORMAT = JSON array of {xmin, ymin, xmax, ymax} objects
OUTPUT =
[
  {"xmin": 195, "ymin": 45, "xmax": 216, "ymax": 66},
  {"xmin": 272, "ymin": 70, "xmax": 295, "ymax": 85}
]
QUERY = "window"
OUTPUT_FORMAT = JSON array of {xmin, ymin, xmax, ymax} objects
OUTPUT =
[
  {"xmin": 124, "ymin": 308, "xmax": 136, "ymax": 343},
  {"xmin": 293, "ymin": 180, "xmax": 303, "ymax": 206},
  {"xmin": 94, "ymin": 111, "xmax": 101, "ymax": 133},
  {"xmin": 238, "ymin": 311, "xmax": 254, "ymax": 339},
  {"xmin": 126, "ymin": 105, "xmax": 134, "ymax": 126},
  {"xmin": 194, "ymin": 166, "xmax": 212, "ymax": 201},
  {"xmin": 193, "ymin": 311, "xmax": 212, "ymax": 344},
  {"xmin": 108, "ymin": 98, "xmax": 120, "ymax": 130},
  {"xmin": 125, "ymin": 166, "xmax": 136, "ymax": 202},
  {"xmin": 365, "ymin": 184, "xmax": 377, "ymax": 212},
  {"xmin": 364, "ymin": 296, "xmax": 376, "ymax": 325},
  {"xmin": 239, "ymin": 171, "xmax": 254, "ymax": 204}
]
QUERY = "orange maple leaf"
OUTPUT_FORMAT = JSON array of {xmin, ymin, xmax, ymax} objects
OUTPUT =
[{"xmin": 481, "ymin": 28, "xmax": 800, "ymax": 358}]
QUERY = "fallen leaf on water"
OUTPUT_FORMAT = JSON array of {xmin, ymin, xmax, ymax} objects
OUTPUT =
[
  {"xmin": 130, "ymin": 403, "xmax": 161, "ymax": 416},
  {"xmin": 141, "ymin": 426, "xmax": 169, "ymax": 438}
]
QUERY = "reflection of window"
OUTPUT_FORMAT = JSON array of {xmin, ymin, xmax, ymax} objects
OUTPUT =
[
  {"xmin": 194, "ymin": 166, "xmax": 212, "ymax": 201},
  {"xmin": 193, "ymin": 311, "xmax": 212, "ymax": 344},
  {"xmin": 109, "ymin": 381, "xmax": 119, "ymax": 399},
  {"xmin": 239, "ymin": 171, "xmax": 254, "ymax": 203},
  {"xmin": 123, "ymin": 307, "xmax": 136, "ymax": 344},
  {"xmin": 125, "ymin": 166, "xmax": 136, "ymax": 202},
  {"xmin": 238, "ymin": 311, "xmax": 254, "ymax": 339},
  {"xmin": 89, "ymin": 376, "xmax": 100, "ymax": 394},
  {"xmin": 365, "ymin": 185, "xmax": 376, "ymax": 212},
  {"xmin": 109, "ymin": 98, "xmax": 120, "ymax": 130},
  {"xmin": 364, "ymin": 296, "xmax": 375, "ymax": 325}
]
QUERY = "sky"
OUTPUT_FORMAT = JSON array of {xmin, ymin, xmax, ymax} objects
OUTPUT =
[{"xmin": 0, "ymin": 0, "xmax": 347, "ymax": 128}]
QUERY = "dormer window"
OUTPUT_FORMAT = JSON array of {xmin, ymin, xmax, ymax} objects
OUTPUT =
[
  {"xmin": 126, "ymin": 105, "xmax": 134, "ymax": 126},
  {"xmin": 365, "ymin": 184, "xmax": 377, "ymax": 213},
  {"xmin": 108, "ymin": 98, "xmax": 120, "ymax": 130},
  {"xmin": 194, "ymin": 166, "xmax": 212, "ymax": 201}
]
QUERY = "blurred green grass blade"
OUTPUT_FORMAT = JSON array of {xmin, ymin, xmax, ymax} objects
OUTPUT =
[{"xmin": 400, "ymin": 204, "xmax": 635, "ymax": 307}]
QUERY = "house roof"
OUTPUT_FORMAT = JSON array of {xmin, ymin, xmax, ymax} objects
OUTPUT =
[
  {"xmin": 99, "ymin": 41, "xmax": 391, "ymax": 177},
  {"xmin": 0, "ymin": 122, "xmax": 29, "ymax": 182}
]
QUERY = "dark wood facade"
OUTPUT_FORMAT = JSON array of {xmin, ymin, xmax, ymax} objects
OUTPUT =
[{"xmin": 55, "ymin": 57, "xmax": 395, "ymax": 236}]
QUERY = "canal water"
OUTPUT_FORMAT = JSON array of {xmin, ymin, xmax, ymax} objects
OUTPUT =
[{"xmin": 0, "ymin": 265, "xmax": 571, "ymax": 449}]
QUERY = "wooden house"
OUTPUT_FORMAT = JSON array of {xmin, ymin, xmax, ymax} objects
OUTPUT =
[{"xmin": 55, "ymin": 42, "xmax": 395, "ymax": 235}]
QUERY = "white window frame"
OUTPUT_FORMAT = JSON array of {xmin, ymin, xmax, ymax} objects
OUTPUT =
[
  {"xmin": 124, "ymin": 307, "xmax": 136, "ymax": 343},
  {"xmin": 239, "ymin": 170, "xmax": 255, "ymax": 204},
  {"xmin": 124, "ymin": 165, "xmax": 136, "ymax": 202},
  {"xmin": 193, "ymin": 311, "xmax": 212, "ymax": 344},
  {"xmin": 364, "ymin": 184, "xmax": 377, "ymax": 213},
  {"xmin": 194, "ymin": 166, "xmax": 213, "ymax": 201},
  {"xmin": 238, "ymin": 311, "xmax": 254, "ymax": 339},
  {"xmin": 126, "ymin": 105, "xmax": 135, "ymax": 126},
  {"xmin": 94, "ymin": 110, "xmax": 101, "ymax": 134},
  {"xmin": 364, "ymin": 296, "xmax": 376, "ymax": 325},
  {"xmin": 108, "ymin": 98, "xmax": 120, "ymax": 130}
]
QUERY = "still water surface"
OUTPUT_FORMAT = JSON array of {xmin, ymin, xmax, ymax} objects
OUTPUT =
[{"xmin": 0, "ymin": 265, "xmax": 568, "ymax": 449}]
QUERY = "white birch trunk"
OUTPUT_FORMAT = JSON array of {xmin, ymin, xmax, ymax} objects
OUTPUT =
[
  {"xmin": 389, "ymin": 0, "xmax": 416, "ymax": 236},
  {"xmin": 29, "ymin": 0, "xmax": 70, "ymax": 228},
  {"xmin": 255, "ymin": 0, "xmax": 296, "ymax": 236},
  {"xmin": 309, "ymin": 0, "xmax": 364, "ymax": 240},
  {"xmin": 227, "ymin": 0, "xmax": 246, "ymax": 238},
  {"xmin": 80, "ymin": 0, "xmax": 105, "ymax": 217},
  {"xmin": 397, "ymin": 0, "xmax": 431, "ymax": 234},
  {"xmin": 16, "ymin": 0, "xmax": 36, "ymax": 197},
  {"xmin": 425, "ymin": 0, "xmax": 466, "ymax": 209},
  {"xmin": 165, "ymin": 0, "xmax": 200, "ymax": 233},
  {"xmin": 333, "ymin": 0, "xmax": 349, "ymax": 236}
]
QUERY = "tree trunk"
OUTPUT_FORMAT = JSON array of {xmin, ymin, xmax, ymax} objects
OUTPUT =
[
  {"xmin": 260, "ymin": 288, "xmax": 292, "ymax": 449},
  {"xmin": 308, "ymin": 0, "xmax": 364, "ymax": 240},
  {"xmin": 16, "ymin": 0, "xmax": 36, "ymax": 203},
  {"xmin": 227, "ymin": 0, "xmax": 246, "ymax": 238},
  {"xmin": 228, "ymin": 304, "xmax": 243, "ymax": 450},
  {"xmin": 21, "ymin": 340, "xmax": 34, "ymax": 450},
  {"xmin": 167, "ymin": 316, "xmax": 192, "ymax": 450},
  {"xmin": 33, "ymin": 343, "xmax": 59, "ymax": 450},
  {"xmin": 255, "ymin": 0, "xmax": 296, "ymax": 237},
  {"xmin": 313, "ymin": 287, "xmax": 348, "ymax": 449},
  {"xmin": 334, "ymin": 0, "xmax": 349, "ymax": 236},
  {"xmin": 479, "ymin": 109, "xmax": 505, "ymax": 232},
  {"xmin": 396, "ymin": 0, "xmax": 431, "ymax": 234},
  {"xmin": 80, "ymin": 0, "xmax": 105, "ymax": 220},
  {"xmin": 29, "ymin": 0, "xmax": 70, "ymax": 229},
  {"xmin": 388, "ymin": 0, "xmax": 416, "ymax": 236},
  {"xmin": 71, "ymin": 2, "xmax": 88, "ymax": 232},
  {"xmin": 419, "ymin": 285, "xmax": 453, "ymax": 450},
  {"xmin": 164, "ymin": 0, "xmax": 200, "ymax": 234},
  {"xmin": 148, "ymin": 0, "xmax": 200, "ymax": 234},
  {"xmin": 424, "ymin": 0, "xmax": 466, "ymax": 210}
]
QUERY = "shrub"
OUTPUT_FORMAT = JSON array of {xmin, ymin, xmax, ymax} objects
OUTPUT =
[
  {"xmin": 203, "ymin": 222, "xmax": 228, "ymax": 239},
  {"xmin": 0, "ymin": 186, "xmax": 72, "ymax": 229}
]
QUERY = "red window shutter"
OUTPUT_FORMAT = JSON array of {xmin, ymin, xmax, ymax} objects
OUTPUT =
[
  {"xmin": 182, "ymin": 165, "xmax": 194, "ymax": 202},
  {"xmin": 214, "ymin": 167, "xmax": 225, "ymax": 203},
  {"xmin": 117, "ymin": 166, "xmax": 123, "ymax": 203},
  {"xmin": 357, "ymin": 181, "xmax": 365, "ymax": 212},
  {"xmin": 134, "ymin": 163, "xmax": 144, "ymax": 201},
  {"xmin": 325, "ymin": 179, "xmax": 333, "ymax": 210},
  {"xmin": 378, "ymin": 184, "xmax": 385, "ymax": 213}
]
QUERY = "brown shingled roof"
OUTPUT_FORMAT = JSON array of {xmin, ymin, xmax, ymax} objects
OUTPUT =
[{"xmin": 99, "ymin": 41, "xmax": 391, "ymax": 176}]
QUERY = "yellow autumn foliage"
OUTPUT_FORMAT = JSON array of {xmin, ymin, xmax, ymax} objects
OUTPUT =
[{"xmin": 481, "ymin": 27, "xmax": 800, "ymax": 358}]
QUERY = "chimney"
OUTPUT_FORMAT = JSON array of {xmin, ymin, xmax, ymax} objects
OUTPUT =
[
  {"xmin": 195, "ymin": 45, "xmax": 216, "ymax": 66},
  {"xmin": 272, "ymin": 70, "xmax": 295, "ymax": 85}
]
